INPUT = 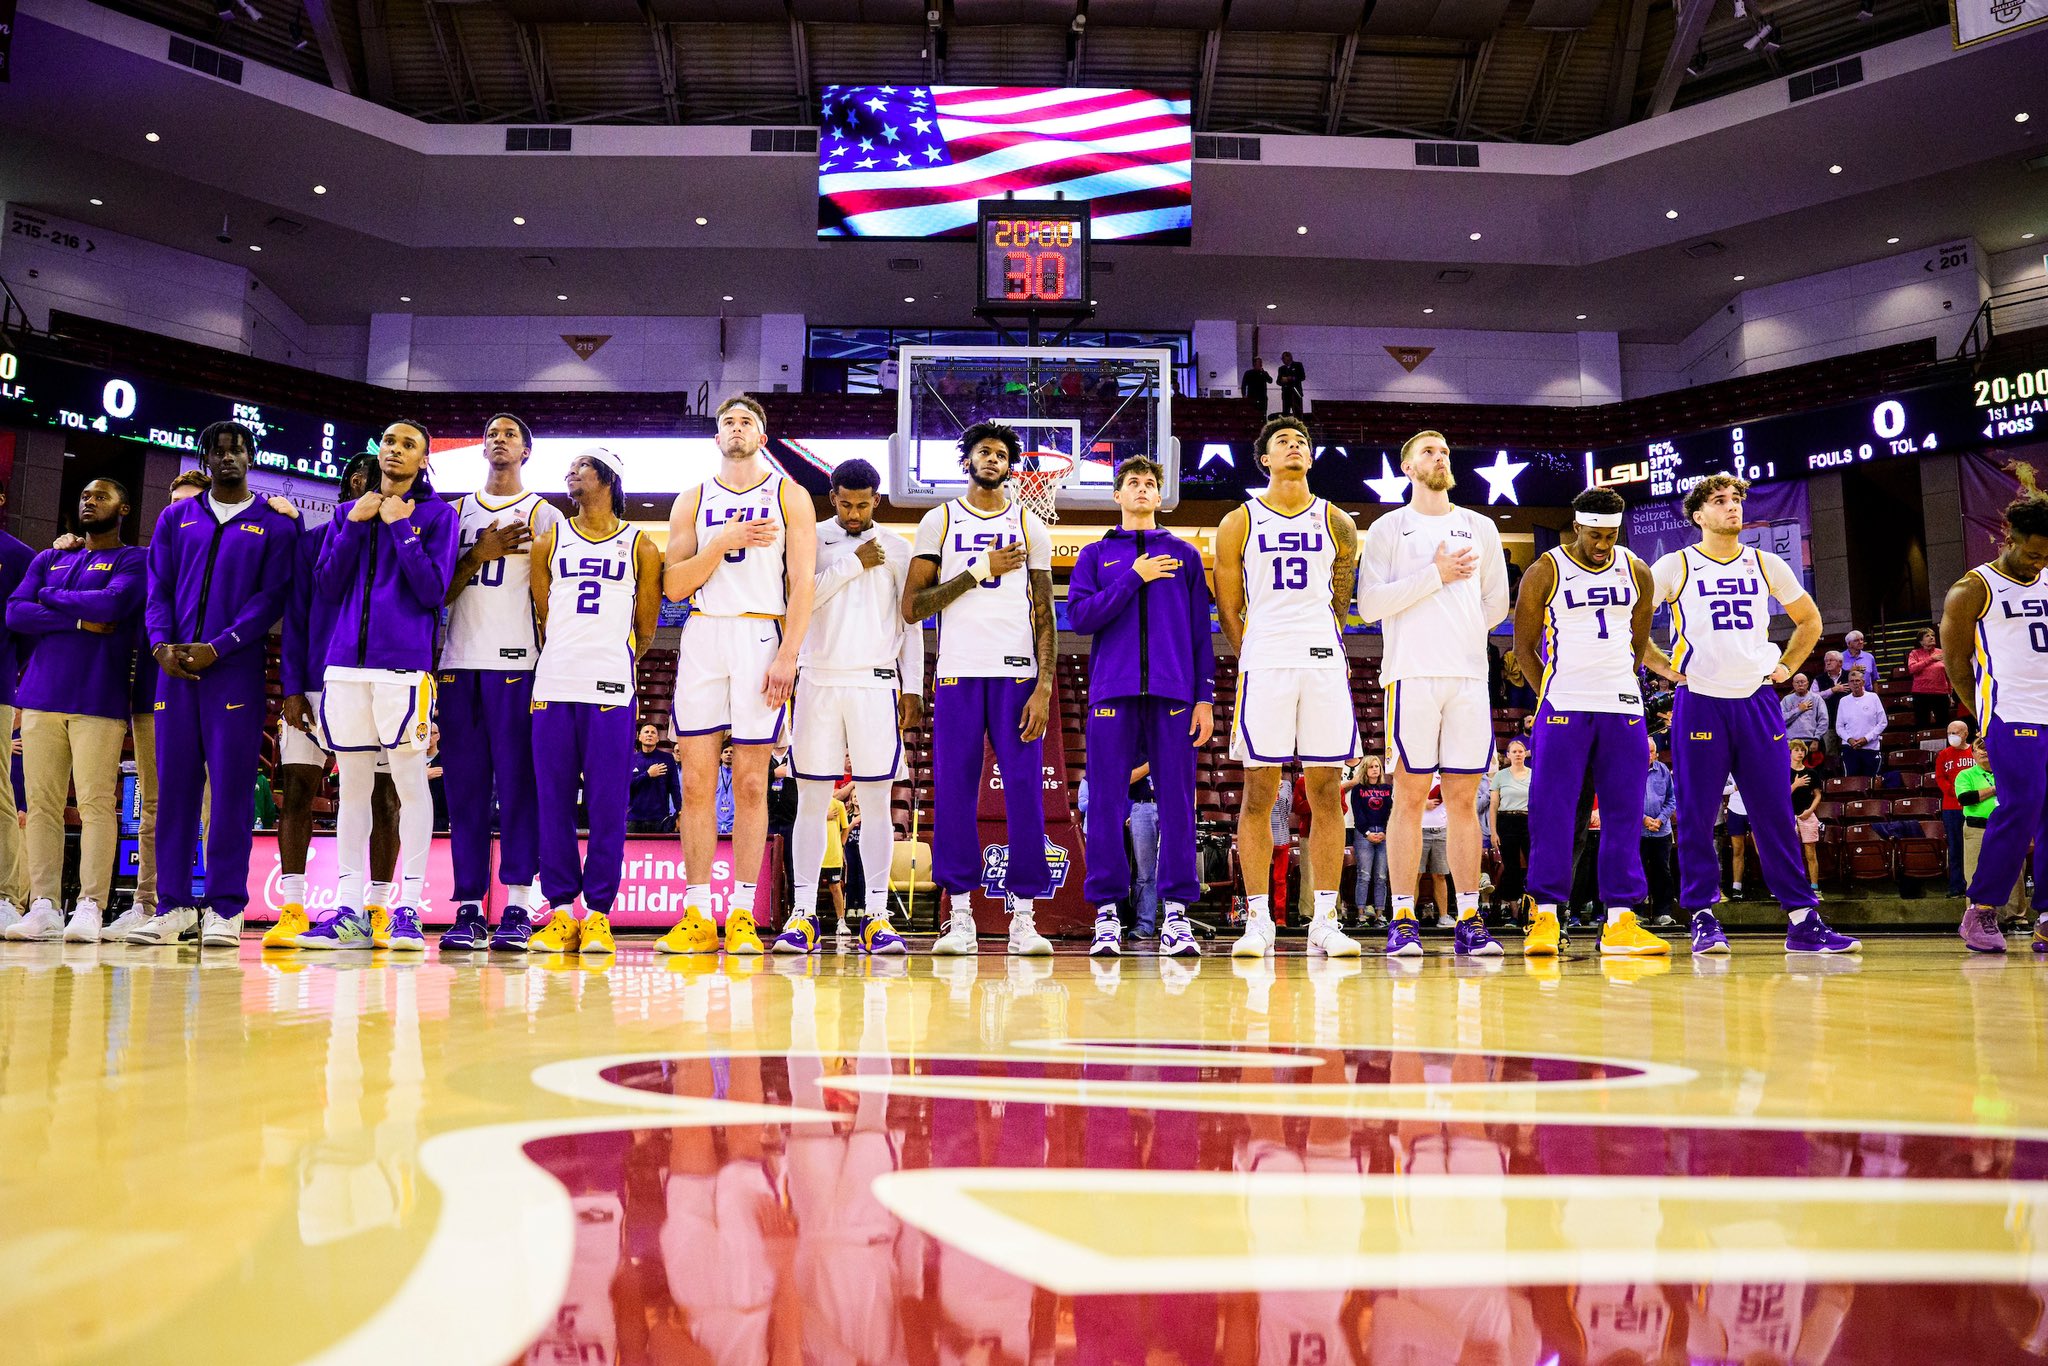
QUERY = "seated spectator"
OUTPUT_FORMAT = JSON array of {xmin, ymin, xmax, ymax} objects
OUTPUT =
[
  {"xmin": 1905, "ymin": 626, "xmax": 1950, "ymax": 728},
  {"xmin": 1834, "ymin": 668, "xmax": 1886, "ymax": 779},
  {"xmin": 1935, "ymin": 720, "xmax": 1974, "ymax": 898},
  {"xmin": 1781, "ymin": 673, "xmax": 1828, "ymax": 742}
]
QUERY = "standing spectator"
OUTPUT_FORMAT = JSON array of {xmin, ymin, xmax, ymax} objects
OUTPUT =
[
  {"xmin": 1835, "ymin": 668, "xmax": 1887, "ymax": 778},
  {"xmin": 1276, "ymin": 352, "xmax": 1306, "ymax": 415},
  {"xmin": 1349, "ymin": 754, "xmax": 1392, "ymax": 926},
  {"xmin": 1290, "ymin": 768, "xmax": 1314, "ymax": 917},
  {"xmin": 1126, "ymin": 760, "xmax": 1161, "ymax": 938},
  {"xmin": 425, "ymin": 724, "xmax": 449, "ymax": 833},
  {"xmin": 1641, "ymin": 736, "xmax": 1677, "ymax": 925},
  {"xmin": 0, "ymin": 495, "xmax": 35, "ymax": 932},
  {"xmin": 1815, "ymin": 648, "xmax": 1850, "ymax": 763},
  {"xmin": 1490, "ymin": 739, "xmax": 1531, "ymax": 914},
  {"xmin": 841, "ymin": 786, "xmax": 869, "ymax": 913},
  {"xmin": 1935, "ymin": 720, "xmax": 1974, "ymax": 898},
  {"xmin": 629, "ymin": 721, "xmax": 681, "ymax": 833},
  {"xmin": 1498, "ymin": 650, "xmax": 1536, "ymax": 710},
  {"xmin": 1790, "ymin": 739, "xmax": 1822, "ymax": 898},
  {"xmin": 1781, "ymin": 673, "xmax": 1828, "ymax": 743},
  {"xmin": 1241, "ymin": 356, "xmax": 1272, "ymax": 414},
  {"xmin": 1420, "ymin": 775, "xmax": 1451, "ymax": 925},
  {"xmin": 1955, "ymin": 739, "xmax": 2024, "ymax": 923},
  {"xmin": 1724, "ymin": 778, "xmax": 1751, "ymax": 899},
  {"xmin": 1839, "ymin": 631, "xmax": 1879, "ymax": 693},
  {"xmin": 716, "ymin": 741, "xmax": 737, "ymax": 838},
  {"xmin": 1267, "ymin": 769, "xmax": 1294, "ymax": 920},
  {"xmin": 1906, "ymin": 626, "xmax": 1950, "ymax": 728},
  {"xmin": 818, "ymin": 787, "xmax": 851, "ymax": 933}
]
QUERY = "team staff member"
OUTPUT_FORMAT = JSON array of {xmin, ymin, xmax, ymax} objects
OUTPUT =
[
  {"xmin": 1, "ymin": 480, "xmax": 147, "ymax": 943},
  {"xmin": 1065, "ymin": 455, "xmax": 1212, "ymax": 959},
  {"xmin": 0, "ymin": 497, "xmax": 36, "ymax": 935},
  {"xmin": 129, "ymin": 422, "xmax": 301, "ymax": 948},
  {"xmin": 629, "ymin": 722, "xmax": 681, "ymax": 833}
]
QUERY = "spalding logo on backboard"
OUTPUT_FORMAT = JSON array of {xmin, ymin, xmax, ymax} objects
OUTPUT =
[{"xmin": 980, "ymin": 838, "xmax": 1073, "ymax": 898}]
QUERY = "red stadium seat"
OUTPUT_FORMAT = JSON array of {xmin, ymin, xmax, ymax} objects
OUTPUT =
[
  {"xmin": 1824, "ymin": 776, "xmax": 1873, "ymax": 796},
  {"xmin": 1846, "ymin": 838, "xmax": 1893, "ymax": 881},
  {"xmin": 1887, "ymin": 795, "xmax": 1941, "ymax": 818},
  {"xmin": 1840, "ymin": 798, "xmax": 1890, "ymax": 822}
]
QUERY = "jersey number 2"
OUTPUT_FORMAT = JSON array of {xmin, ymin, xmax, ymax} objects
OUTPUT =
[{"xmin": 576, "ymin": 581, "xmax": 603, "ymax": 615}]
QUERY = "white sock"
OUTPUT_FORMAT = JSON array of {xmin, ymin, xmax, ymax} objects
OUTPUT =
[
  {"xmin": 366, "ymin": 882, "xmax": 394, "ymax": 910},
  {"xmin": 950, "ymin": 892, "xmax": 974, "ymax": 918},
  {"xmin": 1790, "ymin": 907, "xmax": 1814, "ymax": 925},
  {"xmin": 1392, "ymin": 894, "xmax": 1416, "ymax": 920},
  {"xmin": 1536, "ymin": 902, "xmax": 1558, "ymax": 919},
  {"xmin": 333, "ymin": 750, "xmax": 380, "ymax": 910},
  {"xmin": 1456, "ymin": 891, "xmax": 1480, "ymax": 919},
  {"xmin": 685, "ymin": 883, "xmax": 711, "ymax": 914},
  {"xmin": 385, "ymin": 746, "xmax": 435, "ymax": 908},
  {"xmin": 504, "ymin": 883, "xmax": 532, "ymax": 910},
  {"xmin": 1606, "ymin": 905, "xmax": 1630, "ymax": 924},
  {"xmin": 279, "ymin": 872, "xmax": 307, "ymax": 907},
  {"xmin": 1011, "ymin": 898, "xmax": 1034, "ymax": 918},
  {"xmin": 1246, "ymin": 893, "xmax": 1271, "ymax": 922},
  {"xmin": 731, "ymin": 881, "xmax": 756, "ymax": 915},
  {"xmin": 792, "ymin": 777, "xmax": 835, "ymax": 916},
  {"xmin": 1097, "ymin": 902, "xmax": 1119, "ymax": 921},
  {"xmin": 1164, "ymin": 900, "xmax": 1186, "ymax": 922},
  {"xmin": 1314, "ymin": 889, "xmax": 1339, "ymax": 921},
  {"xmin": 855, "ymin": 780, "xmax": 894, "ymax": 917}
]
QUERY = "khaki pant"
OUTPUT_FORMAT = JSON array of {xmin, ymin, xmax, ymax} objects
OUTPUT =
[
  {"xmin": 0, "ymin": 704, "xmax": 25, "ymax": 906},
  {"xmin": 22, "ymin": 710, "xmax": 127, "ymax": 907},
  {"xmin": 131, "ymin": 712, "xmax": 157, "ymax": 911},
  {"xmin": 1962, "ymin": 820, "xmax": 2026, "ymax": 919}
]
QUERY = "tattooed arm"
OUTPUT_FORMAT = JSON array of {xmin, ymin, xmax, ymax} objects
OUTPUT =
[{"xmin": 1329, "ymin": 504, "xmax": 1359, "ymax": 622}]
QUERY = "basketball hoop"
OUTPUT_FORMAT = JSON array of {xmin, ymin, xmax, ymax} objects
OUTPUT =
[{"xmin": 1011, "ymin": 450, "xmax": 1075, "ymax": 524}]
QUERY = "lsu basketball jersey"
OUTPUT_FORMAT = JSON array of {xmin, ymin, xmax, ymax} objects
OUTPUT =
[
  {"xmin": 534, "ymin": 521, "xmax": 643, "ymax": 705},
  {"xmin": 917, "ymin": 498, "xmax": 1049, "ymax": 680},
  {"xmin": 1357, "ymin": 503, "xmax": 1505, "ymax": 684},
  {"xmin": 1654, "ymin": 543, "xmax": 1806, "ymax": 700},
  {"xmin": 1538, "ymin": 545, "xmax": 1644, "ymax": 714},
  {"xmin": 1701, "ymin": 1281, "xmax": 1806, "ymax": 1360},
  {"xmin": 691, "ymin": 470, "xmax": 789, "ymax": 618},
  {"xmin": 442, "ymin": 491, "xmax": 559, "ymax": 671},
  {"xmin": 1239, "ymin": 495, "xmax": 1344, "ymax": 671},
  {"xmin": 1569, "ymin": 1283, "xmax": 1674, "ymax": 1362},
  {"xmin": 1968, "ymin": 560, "xmax": 2048, "ymax": 725}
]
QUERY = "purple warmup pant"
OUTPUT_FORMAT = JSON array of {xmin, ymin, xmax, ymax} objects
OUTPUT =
[
  {"xmin": 1525, "ymin": 704, "xmax": 1648, "ymax": 908},
  {"xmin": 932, "ymin": 676, "xmax": 1050, "ymax": 898},
  {"xmin": 1671, "ymin": 686, "xmax": 1813, "ymax": 914},
  {"xmin": 153, "ymin": 662, "xmax": 266, "ymax": 914},
  {"xmin": 1083, "ymin": 697, "xmax": 1199, "ymax": 906},
  {"xmin": 532, "ymin": 700, "xmax": 634, "ymax": 914},
  {"xmin": 437, "ymin": 669, "xmax": 540, "ymax": 902},
  {"xmin": 1967, "ymin": 717, "xmax": 2048, "ymax": 912}
]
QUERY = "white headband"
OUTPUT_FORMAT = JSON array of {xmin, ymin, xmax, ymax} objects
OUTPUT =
[{"xmin": 1576, "ymin": 511, "xmax": 1623, "ymax": 528}]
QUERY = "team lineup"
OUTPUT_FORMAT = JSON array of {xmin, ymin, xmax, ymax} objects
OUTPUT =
[{"xmin": 25, "ymin": 397, "xmax": 2048, "ymax": 959}]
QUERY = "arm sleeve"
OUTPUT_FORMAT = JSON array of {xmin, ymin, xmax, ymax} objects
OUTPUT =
[
  {"xmin": 1477, "ymin": 519, "xmax": 1511, "ymax": 629},
  {"xmin": 913, "ymin": 507, "xmax": 945, "ymax": 560},
  {"xmin": 5, "ymin": 555, "xmax": 69, "ymax": 637},
  {"xmin": 1023, "ymin": 510, "xmax": 1053, "ymax": 571},
  {"xmin": 316, "ymin": 514, "xmax": 369, "ymax": 595},
  {"xmin": 1352, "ymin": 517, "xmax": 1445, "ymax": 623},
  {"xmin": 1760, "ymin": 551, "xmax": 1808, "ymax": 608},
  {"xmin": 390, "ymin": 506, "xmax": 458, "ymax": 612},
  {"xmin": 1189, "ymin": 544, "xmax": 1216, "ymax": 705},
  {"xmin": 42, "ymin": 547, "xmax": 146, "ymax": 622},
  {"xmin": 207, "ymin": 519, "xmax": 299, "ymax": 656},
  {"xmin": 1062, "ymin": 543, "xmax": 1142, "ymax": 634},
  {"xmin": 810, "ymin": 543, "xmax": 865, "ymax": 608},
  {"xmin": 144, "ymin": 510, "xmax": 179, "ymax": 647}
]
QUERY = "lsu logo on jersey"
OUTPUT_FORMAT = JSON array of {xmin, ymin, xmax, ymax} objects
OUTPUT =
[
  {"xmin": 980, "ymin": 837, "xmax": 1073, "ymax": 898},
  {"xmin": 557, "ymin": 555, "xmax": 627, "ymax": 581},
  {"xmin": 1094, "ymin": 707, "xmax": 1118, "ymax": 718},
  {"xmin": 531, "ymin": 700, "xmax": 551, "ymax": 713},
  {"xmin": 236, "ymin": 523, "xmax": 266, "ymax": 536},
  {"xmin": 1563, "ymin": 585, "xmax": 1633, "ymax": 609},
  {"xmin": 2018, "ymin": 727, "xmax": 2041, "ymax": 737},
  {"xmin": 951, "ymin": 531, "xmax": 1017, "ymax": 553},
  {"xmin": 1254, "ymin": 531, "xmax": 1323, "ymax": 554},
  {"xmin": 708, "ymin": 505, "xmax": 771, "ymax": 528},
  {"xmin": 1696, "ymin": 576, "xmax": 1760, "ymax": 597},
  {"xmin": 1997, "ymin": 599, "xmax": 2048, "ymax": 619},
  {"xmin": 1690, "ymin": 730, "xmax": 1714, "ymax": 740},
  {"xmin": 89, "ymin": 560, "xmax": 114, "ymax": 571},
  {"xmin": 1546, "ymin": 714, "xmax": 1571, "ymax": 724}
]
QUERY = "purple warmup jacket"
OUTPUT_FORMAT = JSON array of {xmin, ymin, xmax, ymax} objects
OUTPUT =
[
  {"xmin": 144, "ymin": 497, "xmax": 300, "ymax": 690},
  {"xmin": 315, "ymin": 486, "xmax": 459, "ymax": 676},
  {"xmin": 281, "ymin": 520, "xmax": 340, "ymax": 698},
  {"xmin": 0, "ymin": 531, "xmax": 36, "ymax": 709},
  {"xmin": 1065, "ymin": 526, "xmax": 1216, "ymax": 707},
  {"xmin": 7, "ymin": 543, "xmax": 148, "ymax": 719}
]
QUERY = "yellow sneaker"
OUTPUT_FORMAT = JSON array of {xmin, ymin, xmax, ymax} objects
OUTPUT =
[
  {"xmin": 1598, "ymin": 910, "xmax": 1671, "ymax": 957},
  {"xmin": 656, "ymin": 907, "xmax": 721, "ymax": 955},
  {"xmin": 1523, "ymin": 908, "xmax": 1562, "ymax": 957},
  {"xmin": 369, "ymin": 905, "xmax": 392, "ymax": 949},
  {"xmin": 528, "ymin": 911, "xmax": 582, "ymax": 953},
  {"xmin": 578, "ymin": 911, "xmax": 615, "ymax": 955},
  {"xmin": 262, "ymin": 903, "xmax": 310, "ymax": 949},
  {"xmin": 724, "ymin": 910, "xmax": 765, "ymax": 956}
]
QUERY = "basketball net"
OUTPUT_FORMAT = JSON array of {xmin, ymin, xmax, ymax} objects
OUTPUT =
[{"xmin": 1011, "ymin": 451, "xmax": 1075, "ymax": 524}]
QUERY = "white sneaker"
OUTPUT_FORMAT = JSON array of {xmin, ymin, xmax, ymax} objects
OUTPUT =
[
  {"xmin": 127, "ymin": 907, "xmax": 198, "ymax": 945},
  {"xmin": 1158, "ymin": 957, "xmax": 1201, "ymax": 995},
  {"xmin": 1435, "ymin": 911, "xmax": 1456, "ymax": 929},
  {"xmin": 1306, "ymin": 915, "xmax": 1362, "ymax": 958},
  {"xmin": 1088, "ymin": 912, "xmax": 1122, "ymax": 958},
  {"xmin": 104, "ymin": 906, "xmax": 153, "ymax": 939},
  {"xmin": 8, "ymin": 899, "xmax": 64, "ymax": 941},
  {"xmin": 200, "ymin": 910, "xmax": 244, "ymax": 948},
  {"xmin": 1007, "ymin": 911, "xmax": 1053, "ymax": 957},
  {"xmin": 1232, "ymin": 912, "xmax": 1276, "ymax": 958},
  {"xmin": 0, "ymin": 898, "xmax": 22, "ymax": 936},
  {"xmin": 63, "ymin": 898, "xmax": 103, "ymax": 943},
  {"xmin": 931, "ymin": 910, "xmax": 979, "ymax": 956}
]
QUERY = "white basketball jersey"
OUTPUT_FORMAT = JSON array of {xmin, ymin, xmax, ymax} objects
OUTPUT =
[
  {"xmin": 442, "ymin": 491, "xmax": 560, "ymax": 671},
  {"xmin": 1653, "ymin": 544, "xmax": 1807, "ymax": 700},
  {"xmin": 1538, "ymin": 545, "xmax": 1644, "ymax": 714},
  {"xmin": 1969, "ymin": 561, "xmax": 2048, "ymax": 725},
  {"xmin": 1239, "ymin": 495, "xmax": 1344, "ymax": 671},
  {"xmin": 524, "ymin": 1192, "xmax": 621, "ymax": 1366},
  {"xmin": 1701, "ymin": 1281, "xmax": 1806, "ymax": 1360},
  {"xmin": 801, "ymin": 518, "xmax": 916, "ymax": 688},
  {"xmin": 1570, "ymin": 1283, "xmax": 1673, "ymax": 1362},
  {"xmin": 914, "ymin": 498, "xmax": 1050, "ymax": 680},
  {"xmin": 534, "ymin": 521, "xmax": 643, "ymax": 705},
  {"xmin": 1357, "ymin": 503, "xmax": 1507, "ymax": 684},
  {"xmin": 690, "ymin": 470, "xmax": 789, "ymax": 618}
]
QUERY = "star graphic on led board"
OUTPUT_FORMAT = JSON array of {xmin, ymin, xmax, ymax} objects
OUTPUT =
[
  {"xmin": 1474, "ymin": 449, "xmax": 1529, "ymax": 504},
  {"xmin": 1364, "ymin": 455, "xmax": 1412, "ymax": 504}
]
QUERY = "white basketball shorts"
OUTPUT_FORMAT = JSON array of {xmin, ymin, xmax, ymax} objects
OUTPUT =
[
  {"xmin": 1230, "ymin": 667, "xmax": 1361, "ymax": 768},
  {"xmin": 279, "ymin": 691, "xmax": 390, "ymax": 771},
  {"xmin": 1386, "ymin": 675, "xmax": 1495, "ymax": 774},
  {"xmin": 792, "ymin": 676, "xmax": 904, "ymax": 783},
  {"xmin": 319, "ymin": 672, "xmax": 435, "ymax": 754},
  {"xmin": 676, "ymin": 615, "xmax": 789, "ymax": 746}
]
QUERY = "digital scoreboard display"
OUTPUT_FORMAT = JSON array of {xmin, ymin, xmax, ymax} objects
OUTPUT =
[
  {"xmin": 1971, "ymin": 361, "xmax": 2048, "ymax": 444},
  {"xmin": 0, "ymin": 347, "xmax": 366, "ymax": 481},
  {"xmin": 978, "ymin": 202, "xmax": 1090, "ymax": 309}
]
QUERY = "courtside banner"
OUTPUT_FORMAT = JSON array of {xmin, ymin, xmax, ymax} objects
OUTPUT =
[{"xmin": 1952, "ymin": 0, "xmax": 2048, "ymax": 46}]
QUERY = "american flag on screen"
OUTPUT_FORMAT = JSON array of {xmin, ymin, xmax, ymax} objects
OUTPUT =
[{"xmin": 816, "ymin": 85, "xmax": 1193, "ymax": 243}]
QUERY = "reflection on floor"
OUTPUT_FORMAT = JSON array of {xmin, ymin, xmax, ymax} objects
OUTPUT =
[{"xmin": 0, "ymin": 936, "xmax": 2044, "ymax": 1365}]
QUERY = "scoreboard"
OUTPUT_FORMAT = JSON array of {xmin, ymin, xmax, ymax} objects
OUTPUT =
[{"xmin": 978, "ymin": 201, "xmax": 1090, "ymax": 310}]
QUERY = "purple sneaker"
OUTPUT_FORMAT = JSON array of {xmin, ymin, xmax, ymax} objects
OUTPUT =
[
  {"xmin": 489, "ymin": 906, "xmax": 535, "ymax": 952},
  {"xmin": 1784, "ymin": 912, "xmax": 1859, "ymax": 955},
  {"xmin": 1453, "ymin": 918, "xmax": 1503, "ymax": 957},
  {"xmin": 1384, "ymin": 917, "xmax": 1424, "ymax": 958},
  {"xmin": 439, "ymin": 903, "xmax": 490, "ymax": 950},
  {"xmin": 1960, "ymin": 905, "xmax": 2007, "ymax": 954},
  {"xmin": 1689, "ymin": 910, "xmax": 1730, "ymax": 956}
]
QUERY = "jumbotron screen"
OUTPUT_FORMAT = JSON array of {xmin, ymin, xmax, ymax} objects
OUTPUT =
[{"xmin": 816, "ymin": 85, "xmax": 1192, "ymax": 243}]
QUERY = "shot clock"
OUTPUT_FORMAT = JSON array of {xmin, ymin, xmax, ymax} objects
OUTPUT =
[{"xmin": 977, "ymin": 201, "xmax": 1090, "ymax": 310}]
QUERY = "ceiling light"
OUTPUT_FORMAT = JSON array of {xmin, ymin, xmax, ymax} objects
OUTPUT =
[
  {"xmin": 1423, "ymin": 307, "xmax": 1435, "ymax": 314},
  {"xmin": 694, "ymin": 216, "xmax": 708, "ymax": 226},
  {"xmin": 1665, "ymin": 209, "xmax": 1679, "ymax": 219},
  {"xmin": 313, "ymin": 184, "xmax": 327, "ymax": 194},
  {"xmin": 1887, "ymin": 236, "xmax": 1900, "ymax": 244},
  {"xmin": 1733, "ymin": 274, "xmax": 1746, "ymax": 281},
  {"xmin": 722, "ymin": 294, "xmax": 733, "ymax": 301},
  {"xmin": 1296, "ymin": 225, "xmax": 1307, "ymax": 235},
  {"xmin": 1090, "ymin": 299, "xmax": 1098, "ymax": 306},
  {"xmin": 399, "ymin": 295, "xmax": 412, "ymax": 302},
  {"xmin": 1828, "ymin": 164, "xmax": 1843, "ymax": 174},
  {"xmin": 1265, "ymin": 303, "xmax": 1277, "ymax": 310},
  {"xmin": 556, "ymin": 293, "xmax": 568, "ymax": 301},
  {"xmin": 89, "ymin": 198, "xmax": 103, "ymax": 206},
  {"xmin": 2026, "ymin": 233, "xmax": 2038, "ymax": 240},
  {"xmin": 512, "ymin": 216, "xmax": 526, "ymax": 225},
  {"xmin": 904, "ymin": 296, "xmax": 916, "ymax": 303},
  {"xmin": 2016, "ymin": 112, "xmax": 2030, "ymax": 123},
  {"xmin": 1468, "ymin": 231, "xmax": 1482, "ymax": 240},
  {"xmin": 249, "ymin": 244, "xmax": 261, "ymax": 252},
  {"xmin": 145, "ymin": 132, "xmax": 160, "ymax": 142},
  {"xmin": 1576, "ymin": 314, "xmax": 1588, "ymax": 320}
]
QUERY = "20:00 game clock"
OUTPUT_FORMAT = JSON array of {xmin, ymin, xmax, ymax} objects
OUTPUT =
[{"xmin": 978, "ymin": 201, "xmax": 1091, "ymax": 310}]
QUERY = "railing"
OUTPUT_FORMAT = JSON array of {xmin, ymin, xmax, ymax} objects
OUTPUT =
[
  {"xmin": 0, "ymin": 276, "xmax": 35, "ymax": 337},
  {"xmin": 1956, "ymin": 279, "xmax": 2048, "ymax": 366}
]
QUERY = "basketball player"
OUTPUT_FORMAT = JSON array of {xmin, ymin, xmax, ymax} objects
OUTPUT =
[
  {"xmin": 1066, "ymin": 455, "xmax": 1212, "ymax": 958},
  {"xmin": 267, "ymin": 450, "xmax": 400, "ymax": 949},
  {"xmin": 1940, "ymin": 493, "xmax": 2048, "ymax": 954},
  {"xmin": 1512, "ymin": 487, "xmax": 1661, "ymax": 957},
  {"xmin": 525, "ymin": 448, "xmax": 662, "ymax": 955},
  {"xmin": 296, "ymin": 420, "xmax": 459, "ymax": 950},
  {"xmin": 1354, "ymin": 429, "xmax": 1510, "ymax": 959},
  {"xmin": 1213, "ymin": 417, "xmax": 1362, "ymax": 959},
  {"xmin": 658, "ymin": 396, "xmax": 817, "ymax": 955},
  {"xmin": 124, "ymin": 422, "xmax": 300, "ymax": 948},
  {"xmin": 1653, "ymin": 473, "xmax": 1858, "ymax": 954},
  {"xmin": 901, "ymin": 422, "xmax": 1058, "ymax": 956},
  {"xmin": 773, "ymin": 458, "xmax": 917, "ymax": 956},
  {"xmin": 438, "ymin": 413, "xmax": 561, "ymax": 951}
]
